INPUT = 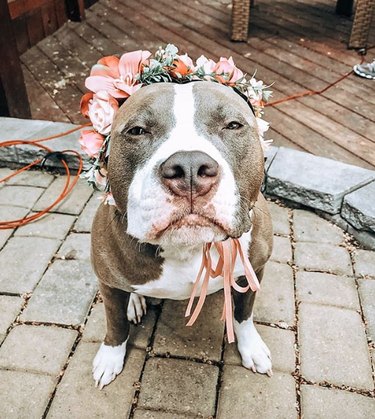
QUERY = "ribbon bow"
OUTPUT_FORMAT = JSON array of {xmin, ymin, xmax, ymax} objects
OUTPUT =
[{"xmin": 185, "ymin": 238, "xmax": 260, "ymax": 343}]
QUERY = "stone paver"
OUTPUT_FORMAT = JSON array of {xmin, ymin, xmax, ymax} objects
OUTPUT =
[
  {"xmin": 81, "ymin": 303, "xmax": 106, "ymax": 343},
  {"xmin": 0, "ymin": 185, "xmax": 44, "ymax": 208},
  {"xmin": 6, "ymin": 170, "xmax": 54, "ymax": 187},
  {"xmin": 268, "ymin": 201, "xmax": 290, "ymax": 235},
  {"xmin": 353, "ymin": 249, "xmax": 375, "ymax": 278},
  {"xmin": 0, "ymin": 167, "xmax": 13, "ymax": 186},
  {"xmin": 22, "ymin": 260, "xmax": 97, "ymax": 325},
  {"xmin": 342, "ymin": 181, "xmax": 375, "ymax": 232},
  {"xmin": 0, "ymin": 206, "xmax": 29, "ymax": 249},
  {"xmin": 47, "ymin": 343, "xmax": 145, "ymax": 419},
  {"xmin": 1, "ymin": 168, "xmax": 375, "ymax": 417},
  {"xmin": 133, "ymin": 410, "xmax": 191, "ymax": 419},
  {"xmin": 293, "ymin": 209, "xmax": 343, "ymax": 244},
  {"xmin": 33, "ymin": 177, "xmax": 92, "ymax": 215},
  {"xmin": 224, "ymin": 324, "xmax": 296, "ymax": 373},
  {"xmin": 217, "ymin": 367, "xmax": 297, "ymax": 418},
  {"xmin": 299, "ymin": 303, "xmax": 373, "ymax": 390},
  {"xmin": 0, "ymin": 325, "xmax": 77, "ymax": 375},
  {"xmin": 74, "ymin": 192, "xmax": 100, "ymax": 232},
  {"xmin": 153, "ymin": 292, "xmax": 224, "ymax": 361},
  {"xmin": 0, "ymin": 295, "xmax": 23, "ymax": 343},
  {"xmin": 301, "ymin": 385, "xmax": 375, "ymax": 419},
  {"xmin": 294, "ymin": 242, "xmax": 353, "ymax": 275},
  {"xmin": 138, "ymin": 357, "xmax": 219, "ymax": 417},
  {"xmin": 0, "ymin": 370, "xmax": 56, "ymax": 419},
  {"xmin": 296, "ymin": 271, "xmax": 360, "ymax": 310},
  {"xmin": 358, "ymin": 279, "xmax": 375, "ymax": 342},
  {"xmin": 0, "ymin": 236, "xmax": 61, "ymax": 294},
  {"xmin": 254, "ymin": 261, "xmax": 295, "ymax": 326},
  {"xmin": 14, "ymin": 212, "xmax": 75, "ymax": 240},
  {"xmin": 267, "ymin": 147, "xmax": 375, "ymax": 214},
  {"xmin": 270, "ymin": 235, "xmax": 292, "ymax": 263},
  {"xmin": 82, "ymin": 302, "xmax": 157, "ymax": 349},
  {"xmin": 57, "ymin": 232, "xmax": 91, "ymax": 261}
]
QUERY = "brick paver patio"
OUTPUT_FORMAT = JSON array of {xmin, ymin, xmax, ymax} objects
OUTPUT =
[{"xmin": 0, "ymin": 169, "xmax": 374, "ymax": 418}]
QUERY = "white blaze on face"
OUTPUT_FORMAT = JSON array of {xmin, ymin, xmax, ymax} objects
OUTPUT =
[{"xmin": 126, "ymin": 83, "xmax": 239, "ymax": 247}]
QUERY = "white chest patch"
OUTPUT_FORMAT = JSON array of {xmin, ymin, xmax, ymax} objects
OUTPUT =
[{"xmin": 133, "ymin": 230, "xmax": 252, "ymax": 299}]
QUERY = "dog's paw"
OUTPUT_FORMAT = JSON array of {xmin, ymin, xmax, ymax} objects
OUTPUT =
[
  {"xmin": 234, "ymin": 318, "xmax": 273, "ymax": 376},
  {"xmin": 127, "ymin": 293, "xmax": 147, "ymax": 324},
  {"xmin": 92, "ymin": 340, "xmax": 127, "ymax": 389}
]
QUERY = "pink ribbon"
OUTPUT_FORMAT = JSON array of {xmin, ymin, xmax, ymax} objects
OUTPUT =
[{"xmin": 185, "ymin": 238, "xmax": 260, "ymax": 343}]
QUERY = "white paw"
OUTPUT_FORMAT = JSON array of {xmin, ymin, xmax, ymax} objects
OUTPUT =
[
  {"xmin": 234, "ymin": 317, "xmax": 273, "ymax": 376},
  {"xmin": 127, "ymin": 293, "xmax": 147, "ymax": 324},
  {"xmin": 92, "ymin": 340, "xmax": 127, "ymax": 389}
]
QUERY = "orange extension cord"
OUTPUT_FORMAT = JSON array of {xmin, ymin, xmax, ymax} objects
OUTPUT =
[
  {"xmin": 0, "ymin": 48, "xmax": 372, "ymax": 230},
  {"xmin": 0, "ymin": 124, "xmax": 89, "ymax": 229}
]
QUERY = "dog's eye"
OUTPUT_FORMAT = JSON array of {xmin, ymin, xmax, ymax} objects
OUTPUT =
[
  {"xmin": 225, "ymin": 121, "xmax": 243, "ymax": 130},
  {"xmin": 127, "ymin": 126, "xmax": 146, "ymax": 136}
]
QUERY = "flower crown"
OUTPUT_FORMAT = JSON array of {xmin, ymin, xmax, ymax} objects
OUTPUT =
[{"xmin": 79, "ymin": 44, "xmax": 272, "ymax": 204}]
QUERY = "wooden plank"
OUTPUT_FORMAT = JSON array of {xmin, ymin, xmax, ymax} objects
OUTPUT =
[
  {"xmin": 22, "ymin": 64, "xmax": 70, "ymax": 122},
  {"xmin": 126, "ymin": 0, "xmax": 375, "ymax": 167},
  {"xmin": 0, "ymin": 0, "xmax": 31, "ymax": 117},
  {"xmin": 87, "ymin": 3, "xmax": 159, "ymax": 51},
  {"xmin": 37, "ymin": 33, "xmax": 88, "ymax": 92},
  {"xmin": 156, "ymin": 0, "xmax": 375, "ymax": 120},
  {"xmin": 154, "ymin": 0, "xmax": 375, "ymax": 120},
  {"xmin": 21, "ymin": 46, "xmax": 84, "ymax": 123},
  {"xmin": 265, "ymin": 107, "xmax": 374, "ymax": 169},
  {"xmin": 73, "ymin": 20, "xmax": 123, "ymax": 55},
  {"xmin": 54, "ymin": 22, "xmax": 102, "ymax": 66},
  {"xmin": 189, "ymin": 1, "xmax": 374, "ymax": 97}
]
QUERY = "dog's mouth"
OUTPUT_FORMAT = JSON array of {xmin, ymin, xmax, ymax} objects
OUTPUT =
[{"xmin": 148, "ymin": 213, "xmax": 229, "ymax": 241}]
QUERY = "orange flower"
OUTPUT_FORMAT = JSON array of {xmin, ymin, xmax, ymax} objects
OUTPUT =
[{"xmin": 170, "ymin": 53, "xmax": 194, "ymax": 77}]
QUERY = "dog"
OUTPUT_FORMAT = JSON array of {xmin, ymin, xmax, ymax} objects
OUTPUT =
[{"xmin": 91, "ymin": 81, "xmax": 273, "ymax": 388}]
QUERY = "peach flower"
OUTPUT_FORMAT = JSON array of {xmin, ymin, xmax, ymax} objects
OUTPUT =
[
  {"xmin": 213, "ymin": 57, "xmax": 244, "ymax": 86},
  {"xmin": 81, "ymin": 91, "xmax": 118, "ymax": 135},
  {"xmin": 85, "ymin": 50, "xmax": 151, "ymax": 98},
  {"xmin": 79, "ymin": 130, "xmax": 105, "ymax": 158}
]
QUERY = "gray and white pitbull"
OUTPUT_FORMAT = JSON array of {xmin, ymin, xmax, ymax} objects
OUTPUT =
[{"xmin": 91, "ymin": 81, "xmax": 273, "ymax": 388}]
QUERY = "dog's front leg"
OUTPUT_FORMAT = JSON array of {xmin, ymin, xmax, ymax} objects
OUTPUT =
[
  {"xmin": 93, "ymin": 282, "xmax": 130, "ymax": 389},
  {"xmin": 233, "ymin": 272, "xmax": 273, "ymax": 376}
]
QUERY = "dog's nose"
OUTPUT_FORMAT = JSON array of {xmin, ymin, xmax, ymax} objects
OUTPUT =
[{"xmin": 160, "ymin": 151, "xmax": 219, "ymax": 198}]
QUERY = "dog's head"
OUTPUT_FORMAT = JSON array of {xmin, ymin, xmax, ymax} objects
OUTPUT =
[{"xmin": 108, "ymin": 82, "xmax": 264, "ymax": 247}]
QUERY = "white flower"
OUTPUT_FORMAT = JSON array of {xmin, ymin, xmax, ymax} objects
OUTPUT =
[
  {"xmin": 250, "ymin": 78, "xmax": 264, "ymax": 90},
  {"xmin": 256, "ymin": 117, "xmax": 269, "ymax": 136},
  {"xmin": 196, "ymin": 55, "xmax": 216, "ymax": 74},
  {"xmin": 256, "ymin": 117, "xmax": 272, "ymax": 152}
]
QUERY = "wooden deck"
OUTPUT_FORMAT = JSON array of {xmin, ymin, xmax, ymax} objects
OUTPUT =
[{"xmin": 20, "ymin": 0, "xmax": 375, "ymax": 169}]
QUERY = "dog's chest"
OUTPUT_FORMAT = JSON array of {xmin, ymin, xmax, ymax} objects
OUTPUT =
[{"xmin": 132, "ymin": 231, "xmax": 251, "ymax": 300}]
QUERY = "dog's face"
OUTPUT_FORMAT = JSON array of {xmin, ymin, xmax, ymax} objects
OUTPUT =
[{"xmin": 108, "ymin": 82, "xmax": 264, "ymax": 247}]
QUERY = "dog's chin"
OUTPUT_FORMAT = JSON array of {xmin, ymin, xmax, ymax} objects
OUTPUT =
[
  {"xmin": 146, "ymin": 214, "xmax": 228, "ymax": 247},
  {"xmin": 156, "ymin": 225, "xmax": 227, "ymax": 248}
]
